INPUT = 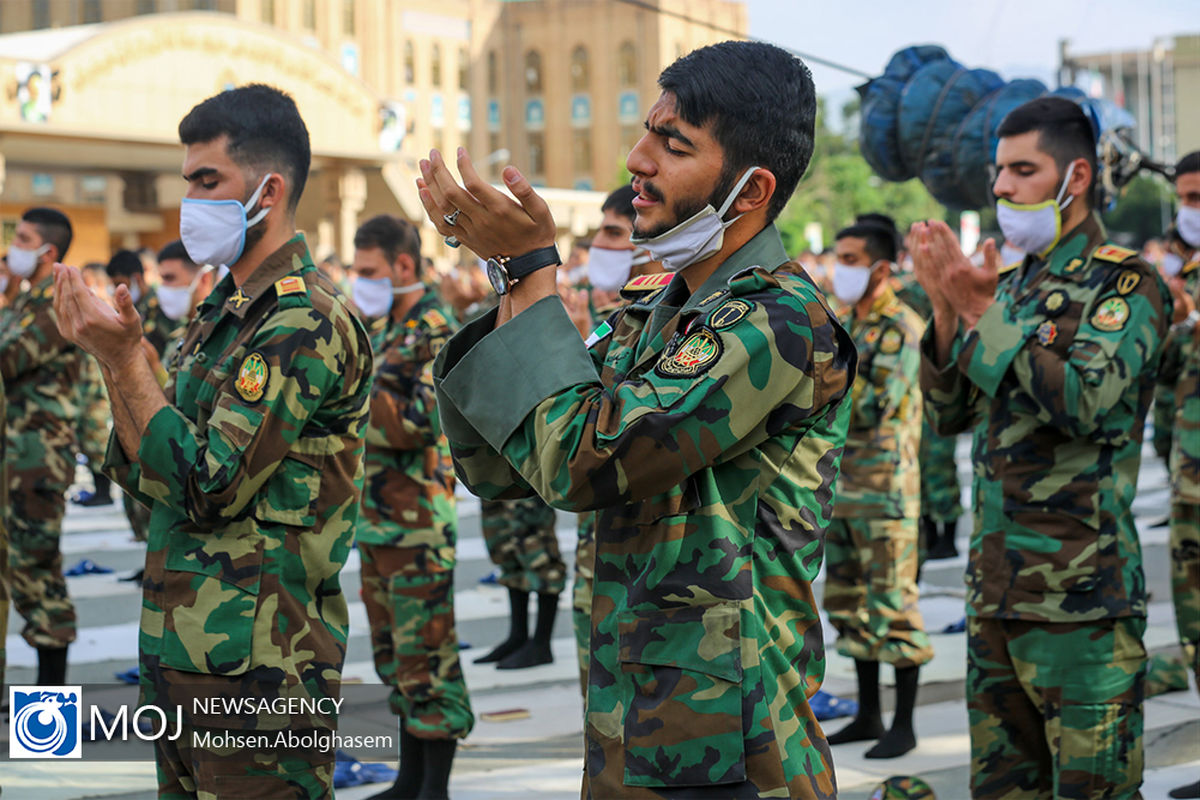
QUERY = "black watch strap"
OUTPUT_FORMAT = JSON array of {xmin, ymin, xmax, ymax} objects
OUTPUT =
[{"xmin": 504, "ymin": 245, "xmax": 561, "ymax": 281}]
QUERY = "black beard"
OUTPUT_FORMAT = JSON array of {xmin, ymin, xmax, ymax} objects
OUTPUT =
[{"xmin": 632, "ymin": 165, "xmax": 738, "ymax": 240}]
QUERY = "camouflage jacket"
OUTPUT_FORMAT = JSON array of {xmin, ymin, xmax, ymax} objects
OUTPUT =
[
  {"xmin": 104, "ymin": 236, "xmax": 373, "ymax": 716},
  {"xmin": 0, "ymin": 275, "xmax": 84, "ymax": 488},
  {"xmin": 137, "ymin": 285, "xmax": 184, "ymax": 359},
  {"xmin": 357, "ymin": 290, "xmax": 459, "ymax": 547},
  {"xmin": 1157, "ymin": 279, "xmax": 1200, "ymax": 504},
  {"xmin": 921, "ymin": 213, "xmax": 1170, "ymax": 623},
  {"xmin": 835, "ymin": 283, "xmax": 924, "ymax": 519},
  {"xmin": 892, "ymin": 271, "xmax": 933, "ymax": 319},
  {"xmin": 1152, "ymin": 254, "xmax": 1199, "ymax": 459},
  {"xmin": 434, "ymin": 226, "xmax": 854, "ymax": 798}
]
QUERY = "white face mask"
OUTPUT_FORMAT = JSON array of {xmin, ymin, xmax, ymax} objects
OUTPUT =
[
  {"xmin": 8, "ymin": 243, "xmax": 49, "ymax": 278},
  {"xmin": 630, "ymin": 166, "xmax": 759, "ymax": 272},
  {"xmin": 128, "ymin": 282, "xmax": 142, "ymax": 305},
  {"xmin": 157, "ymin": 285, "xmax": 192, "ymax": 321},
  {"xmin": 832, "ymin": 262, "xmax": 873, "ymax": 305},
  {"xmin": 1162, "ymin": 252, "xmax": 1185, "ymax": 279},
  {"xmin": 1177, "ymin": 205, "xmax": 1200, "ymax": 249},
  {"xmin": 586, "ymin": 246, "xmax": 649, "ymax": 291},
  {"xmin": 0, "ymin": 275, "xmax": 8, "ymax": 294},
  {"xmin": 995, "ymin": 161, "xmax": 1076, "ymax": 257},
  {"xmin": 180, "ymin": 173, "xmax": 272, "ymax": 268},
  {"xmin": 352, "ymin": 276, "xmax": 423, "ymax": 318},
  {"xmin": 1000, "ymin": 243, "xmax": 1026, "ymax": 267}
]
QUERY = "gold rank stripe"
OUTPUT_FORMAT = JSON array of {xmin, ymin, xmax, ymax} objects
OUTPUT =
[
  {"xmin": 622, "ymin": 272, "xmax": 672, "ymax": 292},
  {"xmin": 274, "ymin": 276, "xmax": 305, "ymax": 296},
  {"xmin": 1092, "ymin": 244, "xmax": 1136, "ymax": 263}
]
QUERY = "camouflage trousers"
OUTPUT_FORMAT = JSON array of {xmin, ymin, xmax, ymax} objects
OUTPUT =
[
  {"xmin": 572, "ymin": 513, "xmax": 596, "ymax": 695},
  {"xmin": 967, "ymin": 616, "xmax": 1146, "ymax": 800},
  {"xmin": 479, "ymin": 497, "xmax": 566, "ymax": 595},
  {"xmin": 358, "ymin": 542, "xmax": 474, "ymax": 739},
  {"xmin": 823, "ymin": 516, "xmax": 933, "ymax": 667},
  {"xmin": 9, "ymin": 474, "xmax": 76, "ymax": 648},
  {"xmin": 0, "ymin": 512, "xmax": 8, "ymax": 688},
  {"xmin": 1171, "ymin": 501, "xmax": 1200, "ymax": 683},
  {"xmin": 123, "ymin": 491, "xmax": 151, "ymax": 543},
  {"xmin": 74, "ymin": 361, "xmax": 110, "ymax": 467},
  {"xmin": 919, "ymin": 420, "xmax": 962, "ymax": 522}
]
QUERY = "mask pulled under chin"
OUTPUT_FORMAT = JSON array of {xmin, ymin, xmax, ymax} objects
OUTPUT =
[
  {"xmin": 631, "ymin": 166, "xmax": 760, "ymax": 272},
  {"xmin": 995, "ymin": 162, "xmax": 1076, "ymax": 257}
]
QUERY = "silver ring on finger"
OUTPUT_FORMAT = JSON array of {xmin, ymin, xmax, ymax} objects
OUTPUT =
[
  {"xmin": 443, "ymin": 209, "xmax": 461, "ymax": 227},
  {"xmin": 445, "ymin": 235, "xmax": 460, "ymax": 248}
]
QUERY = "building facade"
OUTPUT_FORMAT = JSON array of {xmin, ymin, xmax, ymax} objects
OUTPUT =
[
  {"xmin": 1060, "ymin": 34, "xmax": 1200, "ymax": 166},
  {"xmin": 0, "ymin": 0, "xmax": 746, "ymax": 265}
]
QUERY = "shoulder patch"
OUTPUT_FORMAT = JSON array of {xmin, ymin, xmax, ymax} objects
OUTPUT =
[
  {"xmin": 274, "ymin": 276, "xmax": 306, "ymax": 296},
  {"xmin": 998, "ymin": 261, "xmax": 1021, "ymax": 275},
  {"xmin": 1114, "ymin": 269, "xmax": 1141, "ymax": 296},
  {"xmin": 863, "ymin": 326, "xmax": 881, "ymax": 345},
  {"xmin": 235, "ymin": 351, "xmax": 269, "ymax": 402},
  {"xmin": 708, "ymin": 299, "xmax": 754, "ymax": 330},
  {"xmin": 584, "ymin": 319, "xmax": 613, "ymax": 349},
  {"xmin": 655, "ymin": 329, "xmax": 722, "ymax": 379},
  {"xmin": 1036, "ymin": 320, "xmax": 1059, "ymax": 346},
  {"xmin": 879, "ymin": 328, "xmax": 903, "ymax": 354},
  {"xmin": 620, "ymin": 272, "xmax": 672, "ymax": 299},
  {"xmin": 1092, "ymin": 244, "xmax": 1137, "ymax": 263},
  {"xmin": 1091, "ymin": 296, "xmax": 1130, "ymax": 332},
  {"xmin": 1040, "ymin": 290, "xmax": 1069, "ymax": 317},
  {"xmin": 422, "ymin": 308, "xmax": 449, "ymax": 329}
]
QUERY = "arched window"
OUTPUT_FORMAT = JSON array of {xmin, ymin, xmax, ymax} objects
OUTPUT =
[
  {"xmin": 570, "ymin": 46, "xmax": 589, "ymax": 92},
  {"xmin": 404, "ymin": 41, "xmax": 415, "ymax": 85},
  {"xmin": 524, "ymin": 50, "xmax": 542, "ymax": 94},
  {"xmin": 618, "ymin": 41, "xmax": 637, "ymax": 87},
  {"xmin": 431, "ymin": 43, "xmax": 443, "ymax": 87}
]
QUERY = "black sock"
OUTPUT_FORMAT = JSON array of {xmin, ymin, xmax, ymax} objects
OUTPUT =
[
  {"xmin": 417, "ymin": 738, "xmax": 457, "ymax": 799},
  {"xmin": 366, "ymin": 723, "xmax": 423, "ymax": 800},
  {"xmin": 474, "ymin": 588, "xmax": 529, "ymax": 663},
  {"xmin": 497, "ymin": 593, "xmax": 558, "ymax": 669},
  {"xmin": 865, "ymin": 664, "xmax": 919, "ymax": 759},
  {"xmin": 36, "ymin": 647, "xmax": 68, "ymax": 685},
  {"xmin": 826, "ymin": 659, "xmax": 883, "ymax": 744}
]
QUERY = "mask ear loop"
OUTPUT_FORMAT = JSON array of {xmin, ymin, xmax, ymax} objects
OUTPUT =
[
  {"xmin": 1055, "ymin": 161, "xmax": 1077, "ymax": 211},
  {"xmin": 716, "ymin": 166, "xmax": 762, "ymax": 222},
  {"xmin": 244, "ymin": 173, "xmax": 274, "ymax": 227}
]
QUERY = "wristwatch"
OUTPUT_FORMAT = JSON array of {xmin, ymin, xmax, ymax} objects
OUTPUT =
[{"xmin": 486, "ymin": 245, "xmax": 561, "ymax": 295}]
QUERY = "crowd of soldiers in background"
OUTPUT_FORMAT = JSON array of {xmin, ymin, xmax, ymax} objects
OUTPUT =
[{"xmin": 0, "ymin": 146, "xmax": 1196, "ymax": 797}]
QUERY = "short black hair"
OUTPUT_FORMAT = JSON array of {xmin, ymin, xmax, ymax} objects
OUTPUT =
[
  {"xmin": 157, "ymin": 240, "xmax": 196, "ymax": 269},
  {"xmin": 836, "ymin": 223, "xmax": 898, "ymax": 263},
  {"xmin": 105, "ymin": 249, "xmax": 144, "ymax": 278},
  {"xmin": 658, "ymin": 41, "xmax": 816, "ymax": 222},
  {"xmin": 602, "ymin": 185, "xmax": 638, "ymax": 222},
  {"xmin": 21, "ymin": 207, "xmax": 72, "ymax": 260},
  {"xmin": 178, "ymin": 84, "xmax": 311, "ymax": 214},
  {"xmin": 996, "ymin": 96, "xmax": 1096, "ymax": 203},
  {"xmin": 1176, "ymin": 151, "xmax": 1200, "ymax": 179},
  {"xmin": 855, "ymin": 213, "xmax": 901, "ymax": 257},
  {"xmin": 354, "ymin": 214, "xmax": 422, "ymax": 274}
]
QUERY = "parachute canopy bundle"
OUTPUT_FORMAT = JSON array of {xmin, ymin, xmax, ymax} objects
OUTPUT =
[{"xmin": 857, "ymin": 45, "xmax": 1139, "ymax": 211}]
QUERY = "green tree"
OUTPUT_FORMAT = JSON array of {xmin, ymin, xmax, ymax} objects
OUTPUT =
[
  {"xmin": 777, "ymin": 100, "xmax": 945, "ymax": 255},
  {"xmin": 1100, "ymin": 174, "xmax": 1173, "ymax": 245}
]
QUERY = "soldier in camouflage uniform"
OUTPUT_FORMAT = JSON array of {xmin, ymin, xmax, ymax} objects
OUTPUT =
[
  {"xmin": 57, "ymin": 85, "xmax": 373, "ymax": 799},
  {"xmin": 2, "ymin": 207, "xmax": 83, "ymax": 686},
  {"xmin": 887, "ymin": 229, "xmax": 964, "ymax": 561},
  {"xmin": 915, "ymin": 97, "xmax": 1170, "ymax": 799},
  {"xmin": 1156, "ymin": 152, "xmax": 1200, "ymax": 800},
  {"xmin": 570, "ymin": 185, "xmax": 666, "ymax": 693},
  {"xmin": 349, "ymin": 214, "xmax": 473, "ymax": 800},
  {"xmin": 424, "ymin": 42, "xmax": 855, "ymax": 798},
  {"xmin": 0, "ymin": 375, "xmax": 9, "ymax": 691},
  {"xmin": 106, "ymin": 248, "xmax": 182, "ymax": 358},
  {"xmin": 72, "ymin": 352, "xmax": 114, "ymax": 507},
  {"xmin": 822, "ymin": 221, "xmax": 933, "ymax": 759}
]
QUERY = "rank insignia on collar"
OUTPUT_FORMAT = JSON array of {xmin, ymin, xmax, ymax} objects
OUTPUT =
[
  {"xmin": 274, "ymin": 276, "xmax": 305, "ymax": 296},
  {"xmin": 1093, "ymin": 244, "xmax": 1136, "ymax": 263},
  {"xmin": 1036, "ymin": 320, "xmax": 1058, "ymax": 346},
  {"xmin": 1184, "ymin": 260, "xmax": 1199, "ymax": 276},
  {"xmin": 1063, "ymin": 257, "xmax": 1085, "ymax": 274},
  {"xmin": 1115, "ymin": 269, "xmax": 1141, "ymax": 296},
  {"xmin": 228, "ymin": 288, "xmax": 251, "ymax": 309},
  {"xmin": 709, "ymin": 299, "xmax": 753, "ymax": 330},
  {"xmin": 235, "ymin": 352, "xmax": 269, "ymax": 402},
  {"xmin": 1091, "ymin": 296, "xmax": 1130, "ymax": 332},
  {"xmin": 1040, "ymin": 290, "xmax": 1068, "ymax": 317},
  {"xmin": 655, "ymin": 329, "xmax": 722, "ymax": 379},
  {"xmin": 879, "ymin": 328, "xmax": 903, "ymax": 354},
  {"xmin": 696, "ymin": 290, "xmax": 726, "ymax": 307},
  {"xmin": 864, "ymin": 327, "xmax": 881, "ymax": 344}
]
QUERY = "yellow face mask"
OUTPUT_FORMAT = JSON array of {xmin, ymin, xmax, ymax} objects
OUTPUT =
[{"xmin": 995, "ymin": 161, "xmax": 1076, "ymax": 257}]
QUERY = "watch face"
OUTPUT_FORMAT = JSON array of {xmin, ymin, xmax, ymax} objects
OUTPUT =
[{"xmin": 486, "ymin": 258, "xmax": 510, "ymax": 295}]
